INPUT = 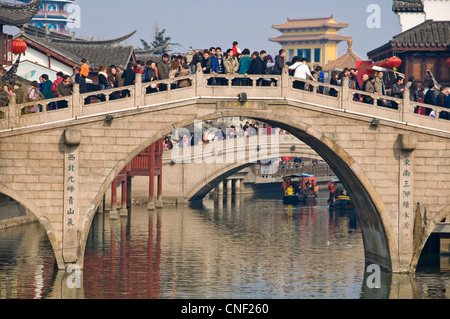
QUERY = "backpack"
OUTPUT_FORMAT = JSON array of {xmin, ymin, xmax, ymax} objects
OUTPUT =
[{"xmin": 266, "ymin": 66, "xmax": 274, "ymax": 75}]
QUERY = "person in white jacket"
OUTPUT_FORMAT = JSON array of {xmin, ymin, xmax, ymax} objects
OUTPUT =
[{"xmin": 289, "ymin": 57, "xmax": 315, "ymax": 90}]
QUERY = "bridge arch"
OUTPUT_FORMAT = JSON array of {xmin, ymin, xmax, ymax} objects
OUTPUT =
[
  {"xmin": 84, "ymin": 109, "xmax": 396, "ymax": 272},
  {"xmin": 0, "ymin": 184, "xmax": 65, "ymax": 267},
  {"xmin": 184, "ymin": 149, "xmax": 322, "ymax": 202}
]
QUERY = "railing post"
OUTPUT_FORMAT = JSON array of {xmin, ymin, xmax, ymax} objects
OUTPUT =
[
  {"xmin": 402, "ymin": 91, "xmax": 410, "ymax": 122},
  {"xmin": 8, "ymin": 94, "xmax": 18, "ymax": 129},
  {"xmin": 72, "ymin": 83, "xmax": 81, "ymax": 118},
  {"xmin": 281, "ymin": 65, "xmax": 289, "ymax": 98},
  {"xmin": 195, "ymin": 62, "xmax": 206, "ymax": 96},
  {"xmin": 340, "ymin": 77, "xmax": 349, "ymax": 110},
  {"xmin": 134, "ymin": 72, "xmax": 143, "ymax": 107}
]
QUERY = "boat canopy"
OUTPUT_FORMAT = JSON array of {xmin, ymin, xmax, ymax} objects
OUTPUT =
[{"xmin": 283, "ymin": 173, "xmax": 315, "ymax": 179}]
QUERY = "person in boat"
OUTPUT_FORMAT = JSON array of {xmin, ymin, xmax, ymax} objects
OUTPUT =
[
  {"xmin": 294, "ymin": 183, "xmax": 301, "ymax": 195},
  {"xmin": 286, "ymin": 185, "xmax": 294, "ymax": 196},
  {"xmin": 327, "ymin": 180, "xmax": 336, "ymax": 204}
]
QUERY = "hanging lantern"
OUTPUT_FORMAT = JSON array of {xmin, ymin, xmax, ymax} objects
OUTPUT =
[
  {"xmin": 387, "ymin": 56, "xmax": 402, "ymax": 69},
  {"xmin": 12, "ymin": 39, "xmax": 27, "ymax": 54},
  {"xmin": 446, "ymin": 57, "xmax": 450, "ymax": 68}
]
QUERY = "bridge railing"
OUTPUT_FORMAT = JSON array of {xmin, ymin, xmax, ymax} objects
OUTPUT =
[
  {"xmin": 161, "ymin": 132, "xmax": 318, "ymax": 165},
  {"xmin": 410, "ymin": 100, "xmax": 450, "ymax": 121},
  {"xmin": 2, "ymin": 66, "xmax": 450, "ymax": 132}
]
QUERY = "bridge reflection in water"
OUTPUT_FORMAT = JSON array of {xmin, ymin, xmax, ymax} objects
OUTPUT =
[{"xmin": 0, "ymin": 193, "xmax": 450, "ymax": 299}]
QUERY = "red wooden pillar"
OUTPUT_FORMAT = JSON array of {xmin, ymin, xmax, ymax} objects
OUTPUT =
[
  {"xmin": 120, "ymin": 179, "xmax": 128, "ymax": 216},
  {"xmin": 157, "ymin": 142, "xmax": 163, "ymax": 201},
  {"xmin": 110, "ymin": 177, "xmax": 118, "ymax": 218},
  {"xmin": 148, "ymin": 144, "xmax": 156, "ymax": 210}
]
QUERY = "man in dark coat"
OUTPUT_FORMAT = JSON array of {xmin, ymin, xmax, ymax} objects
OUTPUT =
[
  {"xmin": 437, "ymin": 86, "xmax": 448, "ymax": 107},
  {"xmin": 273, "ymin": 49, "xmax": 286, "ymax": 75},
  {"xmin": 246, "ymin": 51, "xmax": 265, "ymax": 75},
  {"xmin": 121, "ymin": 62, "xmax": 135, "ymax": 97},
  {"xmin": 157, "ymin": 54, "xmax": 171, "ymax": 91},
  {"xmin": 424, "ymin": 80, "xmax": 437, "ymax": 106}
]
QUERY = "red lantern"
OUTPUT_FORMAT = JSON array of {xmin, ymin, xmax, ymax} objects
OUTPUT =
[
  {"xmin": 446, "ymin": 57, "xmax": 450, "ymax": 68},
  {"xmin": 388, "ymin": 56, "xmax": 402, "ymax": 68},
  {"xmin": 12, "ymin": 39, "xmax": 27, "ymax": 54}
]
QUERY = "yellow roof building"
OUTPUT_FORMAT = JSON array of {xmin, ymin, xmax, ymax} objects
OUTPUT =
[{"xmin": 269, "ymin": 15, "xmax": 351, "ymax": 67}]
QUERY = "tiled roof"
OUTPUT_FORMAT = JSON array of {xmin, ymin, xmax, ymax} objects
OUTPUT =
[
  {"xmin": 22, "ymin": 34, "xmax": 82, "ymax": 64},
  {"xmin": 134, "ymin": 43, "xmax": 170, "ymax": 63},
  {"xmin": 22, "ymin": 24, "xmax": 137, "ymax": 47},
  {"xmin": 55, "ymin": 43, "xmax": 134, "ymax": 68},
  {"xmin": 392, "ymin": 0, "xmax": 424, "ymax": 13},
  {"xmin": 390, "ymin": 20, "xmax": 450, "ymax": 47},
  {"xmin": 272, "ymin": 16, "xmax": 349, "ymax": 30},
  {"xmin": 367, "ymin": 20, "xmax": 450, "ymax": 57},
  {"xmin": 269, "ymin": 34, "xmax": 351, "ymax": 44},
  {"xmin": 0, "ymin": 0, "xmax": 40, "ymax": 27},
  {"xmin": 19, "ymin": 32, "xmax": 135, "ymax": 69}
]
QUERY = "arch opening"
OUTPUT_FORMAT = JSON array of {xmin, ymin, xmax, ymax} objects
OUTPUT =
[
  {"xmin": 85, "ymin": 111, "xmax": 393, "ymax": 272},
  {"xmin": 0, "ymin": 185, "xmax": 64, "ymax": 269}
]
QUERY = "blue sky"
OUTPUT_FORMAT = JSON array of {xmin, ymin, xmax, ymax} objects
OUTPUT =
[{"xmin": 8, "ymin": 0, "xmax": 402, "ymax": 60}]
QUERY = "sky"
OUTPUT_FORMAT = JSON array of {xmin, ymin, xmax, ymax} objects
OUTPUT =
[{"xmin": 7, "ymin": 0, "xmax": 402, "ymax": 60}]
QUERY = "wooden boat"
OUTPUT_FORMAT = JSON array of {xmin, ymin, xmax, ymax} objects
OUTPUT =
[
  {"xmin": 327, "ymin": 178, "xmax": 354, "ymax": 210},
  {"xmin": 282, "ymin": 174, "xmax": 318, "ymax": 205}
]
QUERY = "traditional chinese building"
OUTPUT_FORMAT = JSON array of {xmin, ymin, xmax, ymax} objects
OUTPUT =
[
  {"xmin": 368, "ymin": 0, "xmax": 450, "ymax": 87},
  {"xmin": 14, "ymin": 24, "xmax": 136, "ymax": 80},
  {"xmin": 18, "ymin": 0, "xmax": 78, "ymax": 35},
  {"xmin": 393, "ymin": 0, "xmax": 450, "ymax": 32},
  {"xmin": 269, "ymin": 15, "xmax": 351, "ymax": 67},
  {"xmin": 0, "ymin": 0, "xmax": 40, "ymax": 66},
  {"xmin": 109, "ymin": 140, "xmax": 165, "ymax": 216}
]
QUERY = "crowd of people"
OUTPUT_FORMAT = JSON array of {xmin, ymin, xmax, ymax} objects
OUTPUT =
[
  {"xmin": 0, "ymin": 40, "xmax": 449, "ymax": 120},
  {"xmin": 163, "ymin": 119, "xmax": 279, "ymax": 150},
  {"xmin": 0, "ymin": 71, "xmax": 74, "ymax": 112}
]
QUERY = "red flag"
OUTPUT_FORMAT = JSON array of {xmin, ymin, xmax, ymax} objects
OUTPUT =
[{"xmin": 357, "ymin": 61, "xmax": 374, "ymax": 86}]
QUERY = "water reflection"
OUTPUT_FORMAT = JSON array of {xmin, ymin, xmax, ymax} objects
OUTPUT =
[
  {"xmin": 85, "ymin": 194, "xmax": 367, "ymax": 299},
  {"xmin": 1, "ymin": 194, "xmax": 450, "ymax": 299}
]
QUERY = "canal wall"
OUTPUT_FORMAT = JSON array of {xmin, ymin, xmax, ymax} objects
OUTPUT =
[{"xmin": 0, "ymin": 195, "xmax": 37, "ymax": 230}]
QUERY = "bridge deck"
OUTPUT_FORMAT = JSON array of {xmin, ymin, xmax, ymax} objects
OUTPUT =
[{"xmin": 1, "ymin": 69, "xmax": 449, "ymax": 135}]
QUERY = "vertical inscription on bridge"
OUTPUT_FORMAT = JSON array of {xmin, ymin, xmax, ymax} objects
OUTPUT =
[
  {"xmin": 398, "ymin": 134, "xmax": 417, "ymax": 269},
  {"xmin": 399, "ymin": 155, "xmax": 413, "ymax": 251},
  {"xmin": 63, "ymin": 130, "xmax": 81, "ymax": 263}
]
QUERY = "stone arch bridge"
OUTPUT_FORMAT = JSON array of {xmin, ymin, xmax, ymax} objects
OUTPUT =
[
  {"xmin": 0, "ymin": 68, "xmax": 449, "ymax": 273},
  {"xmin": 158, "ymin": 133, "xmax": 321, "ymax": 203}
]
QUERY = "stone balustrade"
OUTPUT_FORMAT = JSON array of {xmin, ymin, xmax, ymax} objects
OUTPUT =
[{"xmin": 1, "ymin": 67, "xmax": 449, "ymax": 134}]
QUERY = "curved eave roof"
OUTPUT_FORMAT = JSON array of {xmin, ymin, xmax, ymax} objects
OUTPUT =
[
  {"xmin": 272, "ymin": 17, "xmax": 349, "ymax": 31},
  {"xmin": 392, "ymin": 0, "xmax": 424, "ymax": 13},
  {"xmin": 22, "ymin": 24, "xmax": 137, "ymax": 46},
  {"xmin": 269, "ymin": 34, "xmax": 351, "ymax": 43},
  {"xmin": 0, "ymin": 0, "xmax": 41, "ymax": 27},
  {"xmin": 134, "ymin": 43, "xmax": 170, "ymax": 56},
  {"xmin": 367, "ymin": 20, "xmax": 450, "ymax": 57},
  {"xmin": 322, "ymin": 50, "xmax": 364, "ymax": 71},
  {"xmin": 51, "ymin": 30, "xmax": 137, "ymax": 46}
]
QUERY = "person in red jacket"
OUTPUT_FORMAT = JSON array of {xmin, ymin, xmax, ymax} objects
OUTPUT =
[
  {"xmin": 232, "ymin": 41, "xmax": 241, "ymax": 56},
  {"xmin": 52, "ymin": 72, "xmax": 64, "ymax": 97},
  {"xmin": 328, "ymin": 180, "xmax": 336, "ymax": 204}
]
